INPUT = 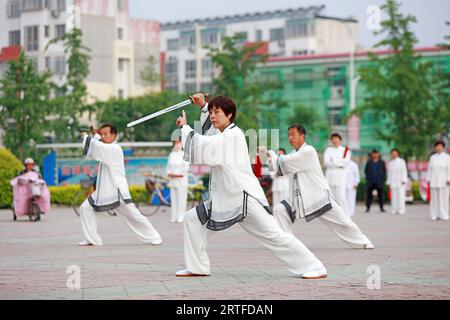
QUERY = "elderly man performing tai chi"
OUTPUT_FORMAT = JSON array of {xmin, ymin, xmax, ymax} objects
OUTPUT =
[
  {"xmin": 259, "ymin": 124, "xmax": 374, "ymax": 250},
  {"xmin": 174, "ymin": 93, "xmax": 327, "ymax": 279},
  {"xmin": 78, "ymin": 124, "xmax": 162, "ymax": 246}
]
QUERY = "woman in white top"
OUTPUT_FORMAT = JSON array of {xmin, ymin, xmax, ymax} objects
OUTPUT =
[
  {"xmin": 167, "ymin": 140, "xmax": 190, "ymax": 223},
  {"xmin": 427, "ymin": 141, "xmax": 450, "ymax": 221}
]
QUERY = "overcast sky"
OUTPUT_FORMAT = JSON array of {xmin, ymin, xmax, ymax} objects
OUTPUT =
[{"xmin": 130, "ymin": 0, "xmax": 449, "ymax": 49}]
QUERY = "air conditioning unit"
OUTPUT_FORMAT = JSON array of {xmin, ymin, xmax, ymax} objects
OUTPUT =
[
  {"xmin": 188, "ymin": 46, "xmax": 195, "ymax": 53},
  {"xmin": 278, "ymin": 40, "xmax": 285, "ymax": 48},
  {"xmin": 51, "ymin": 10, "xmax": 60, "ymax": 18}
]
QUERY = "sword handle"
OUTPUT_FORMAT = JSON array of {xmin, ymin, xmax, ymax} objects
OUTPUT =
[{"xmin": 189, "ymin": 93, "xmax": 209, "ymax": 107}]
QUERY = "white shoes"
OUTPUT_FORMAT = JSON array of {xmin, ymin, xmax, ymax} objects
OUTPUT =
[
  {"xmin": 364, "ymin": 243, "xmax": 375, "ymax": 250},
  {"xmin": 151, "ymin": 238, "xmax": 162, "ymax": 245},
  {"xmin": 78, "ymin": 240, "xmax": 94, "ymax": 246},
  {"xmin": 301, "ymin": 266, "xmax": 328, "ymax": 279},
  {"xmin": 176, "ymin": 269, "xmax": 210, "ymax": 277}
]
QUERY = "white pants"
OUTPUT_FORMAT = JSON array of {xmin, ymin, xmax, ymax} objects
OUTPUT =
[
  {"xmin": 346, "ymin": 188, "xmax": 357, "ymax": 217},
  {"xmin": 330, "ymin": 184, "xmax": 349, "ymax": 217},
  {"xmin": 182, "ymin": 197, "xmax": 324, "ymax": 276},
  {"xmin": 430, "ymin": 187, "xmax": 449, "ymax": 220},
  {"xmin": 390, "ymin": 186, "xmax": 406, "ymax": 214},
  {"xmin": 170, "ymin": 186, "xmax": 188, "ymax": 223},
  {"xmin": 79, "ymin": 199, "xmax": 162, "ymax": 246},
  {"xmin": 273, "ymin": 197, "xmax": 372, "ymax": 249},
  {"xmin": 272, "ymin": 190, "xmax": 288, "ymax": 207}
]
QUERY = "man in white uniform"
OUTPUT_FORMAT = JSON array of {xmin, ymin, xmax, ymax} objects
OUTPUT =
[
  {"xmin": 427, "ymin": 141, "xmax": 450, "ymax": 221},
  {"xmin": 387, "ymin": 149, "xmax": 408, "ymax": 215},
  {"xmin": 167, "ymin": 139, "xmax": 190, "ymax": 223},
  {"xmin": 175, "ymin": 94, "xmax": 327, "ymax": 279},
  {"xmin": 260, "ymin": 124, "xmax": 374, "ymax": 250},
  {"xmin": 346, "ymin": 158, "xmax": 360, "ymax": 217},
  {"xmin": 270, "ymin": 148, "xmax": 290, "ymax": 207},
  {"xmin": 324, "ymin": 133, "xmax": 351, "ymax": 216},
  {"xmin": 78, "ymin": 124, "xmax": 162, "ymax": 246}
]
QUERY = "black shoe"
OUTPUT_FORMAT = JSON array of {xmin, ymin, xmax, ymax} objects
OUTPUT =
[
  {"xmin": 380, "ymin": 208, "xmax": 386, "ymax": 213},
  {"xmin": 365, "ymin": 208, "xmax": 370, "ymax": 213}
]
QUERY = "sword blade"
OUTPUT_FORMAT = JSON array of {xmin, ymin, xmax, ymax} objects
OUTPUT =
[{"xmin": 126, "ymin": 99, "xmax": 192, "ymax": 128}]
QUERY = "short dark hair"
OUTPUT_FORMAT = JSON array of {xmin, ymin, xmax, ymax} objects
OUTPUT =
[
  {"xmin": 390, "ymin": 148, "xmax": 400, "ymax": 154},
  {"xmin": 208, "ymin": 96, "xmax": 237, "ymax": 123},
  {"xmin": 330, "ymin": 133, "xmax": 342, "ymax": 141},
  {"xmin": 278, "ymin": 148, "xmax": 286, "ymax": 154},
  {"xmin": 372, "ymin": 149, "xmax": 379, "ymax": 154},
  {"xmin": 434, "ymin": 140, "xmax": 446, "ymax": 148},
  {"xmin": 101, "ymin": 123, "xmax": 117, "ymax": 136},
  {"xmin": 288, "ymin": 124, "xmax": 306, "ymax": 136}
]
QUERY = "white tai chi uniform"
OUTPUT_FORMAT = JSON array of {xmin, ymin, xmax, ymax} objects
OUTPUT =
[
  {"xmin": 387, "ymin": 157, "xmax": 408, "ymax": 215},
  {"xmin": 427, "ymin": 152, "xmax": 450, "ymax": 220},
  {"xmin": 346, "ymin": 160, "xmax": 360, "ymax": 217},
  {"xmin": 266, "ymin": 144, "xmax": 373, "ymax": 249},
  {"xmin": 79, "ymin": 134, "xmax": 162, "ymax": 246},
  {"xmin": 167, "ymin": 149, "xmax": 190, "ymax": 223},
  {"xmin": 324, "ymin": 145, "xmax": 351, "ymax": 216},
  {"xmin": 270, "ymin": 153, "xmax": 290, "ymax": 206},
  {"xmin": 179, "ymin": 111, "xmax": 324, "ymax": 276}
]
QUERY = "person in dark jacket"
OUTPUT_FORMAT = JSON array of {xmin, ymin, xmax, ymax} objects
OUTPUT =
[{"xmin": 364, "ymin": 149, "xmax": 387, "ymax": 212}]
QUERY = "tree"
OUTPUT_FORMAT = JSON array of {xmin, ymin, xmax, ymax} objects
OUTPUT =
[
  {"xmin": 358, "ymin": 0, "xmax": 448, "ymax": 159},
  {"xmin": 140, "ymin": 55, "xmax": 160, "ymax": 87},
  {"xmin": 94, "ymin": 91, "xmax": 197, "ymax": 142},
  {"xmin": 46, "ymin": 27, "xmax": 91, "ymax": 141},
  {"xmin": 287, "ymin": 104, "xmax": 328, "ymax": 144},
  {"xmin": 0, "ymin": 52, "xmax": 52, "ymax": 161},
  {"xmin": 207, "ymin": 34, "xmax": 282, "ymax": 130}
]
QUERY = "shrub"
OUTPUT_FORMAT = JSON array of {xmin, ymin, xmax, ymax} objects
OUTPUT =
[{"xmin": 0, "ymin": 148, "xmax": 24, "ymax": 208}]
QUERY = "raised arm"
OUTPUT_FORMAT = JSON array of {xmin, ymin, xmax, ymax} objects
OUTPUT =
[{"xmin": 82, "ymin": 133, "xmax": 114, "ymax": 166}]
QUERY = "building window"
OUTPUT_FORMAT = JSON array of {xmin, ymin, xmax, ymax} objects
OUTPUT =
[
  {"xmin": 184, "ymin": 83, "xmax": 197, "ymax": 93},
  {"xmin": 256, "ymin": 30, "xmax": 263, "ymax": 42},
  {"xmin": 201, "ymin": 59, "xmax": 214, "ymax": 78},
  {"xmin": 200, "ymin": 83, "xmax": 213, "ymax": 93},
  {"xmin": 44, "ymin": 25, "xmax": 49, "ymax": 37},
  {"xmin": 25, "ymin": 25, "xmax": 39, "ymax": 51},
  {"xmin": 118, "ymin": 89, "xmax": 124, "ymax": 99},
  {"xmin": 167, "ymin": 39, "xmax": 179, "ymax": 51},
  {"xmin": 55, "ymin": 24, "xmax": 66, "ymax": 38},
  {"xmin": 9, "ymin": 30, "xmax": 21, "ymax": 46},
  {"xmin": 22, "ymin": 0, "xmax": 44, "ymax": 11},
  {"xmin": 30, "ymin": 57, "xmax": 38, "ymax": 71},
  {"xmin": 45, "ymin": 56, "xmax": 50, "ymax": 69},
  {"xmin": 286, "ymin": 19, "xmax": 309, "ymax": 38},
  {"xmin": 180, "ymin": 30, "xmax": 196, "ymax": 47},
  {"xmin": 269, "ymin": 28, "xmax": 284, "ymax": 42},
  {"xmin": 56, "ymin": 0, "xmax": 66, "ymax": 11},
  {"xmin": 118, "ymin": 59, "xmax": 125, "ymax": 72},
  {"xmin": 234, "ymin": 32, "xmax": 247, "ymax": 44},
  {"xmin": 200, "ymin": 29, "xmax": 219, "ymax": 46},
  {"xmin": 53, "ymin": 56, "xmax": 66, "ymax": 75},
  {"xmin": 185, "ymin": 60, "xmax": 196, "ymax": 79},
  {"xmin": 6, "ymin": 0, "xmax": 21, "ymax": 18},
  {"xmin": 117, "ymin": 28, "xmax": 124, "ymax": 40},
  {"xmin": 117, "ymin": 0, "xmax": 125, "ymax": 11}
]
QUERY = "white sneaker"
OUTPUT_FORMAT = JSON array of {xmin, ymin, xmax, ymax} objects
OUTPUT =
[
  {"xmin": 151, "ymin": 238, "xmax": 162, "ymax": 245},
  {"xmin": 301, "ymin": 267, "xmax": 327, "ymax": 279},
  {"xmin": 78, "ymin": 240, "xmax": 93, "ymax": 246},
  {"xmin": 364, "ymin": 243, "xmax": 375, "ymax": 249},
  {"xmin": 176, "ymin": 269, "xmax": 209, "ymax": 277}
]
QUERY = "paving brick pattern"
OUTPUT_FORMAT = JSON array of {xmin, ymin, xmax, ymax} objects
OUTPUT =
[{"xmin": 0, "ymin": 203, "xmax": 449, "ymax": 299}]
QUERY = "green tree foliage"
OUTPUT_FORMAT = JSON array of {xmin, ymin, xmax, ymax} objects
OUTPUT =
[
  {"xmin": 358, "ymin": 0, "xmax": 448, "ymax": 159},
  {"xmin": 94, "ymin": 91, "xmax": 199, "ymax": 142},
  {"xmin": 46, "ymin": 27, "xmax": 91, "ymax": 141},
  {"xmin": 0, "ymin": 52, "xmax": 52, "ymax": 161},
  {"xmin": 0, "ymin": 148, "xmax": 24, "ymax": 208},
  {"xmin": 140, "ymin": 55, "xmax": 160, "ymax": 87},
  {"xmin": 207, "ymin": 34, "xmax": 282, "ymax": 130}
]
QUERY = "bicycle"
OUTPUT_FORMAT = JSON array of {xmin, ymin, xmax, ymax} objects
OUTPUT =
[
  {"xmin": 72, "ymin": 175, "xmax": 117, "ymax": 217},
  {"xmin": 137, "ymin": 173, "xmax": 206, "ymax": 217},
  {"xmin": 12, "ymin": 178, "xmax": 46, "ymax": 222}
]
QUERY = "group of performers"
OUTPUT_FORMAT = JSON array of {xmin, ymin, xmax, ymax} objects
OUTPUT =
[{"xmin": 76, "ymin": 92, "xmax": 449, "ymax": 279}]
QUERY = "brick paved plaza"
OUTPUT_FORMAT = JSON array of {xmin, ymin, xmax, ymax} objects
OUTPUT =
[{"xmin": 0, "ymin": 203, "xmax": 449, "ymax": 300}]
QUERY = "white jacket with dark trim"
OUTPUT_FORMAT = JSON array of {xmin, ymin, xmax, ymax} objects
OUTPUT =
[{"xmin": 82, "ymin": 134, "xmax": 132, "ymax": 211}]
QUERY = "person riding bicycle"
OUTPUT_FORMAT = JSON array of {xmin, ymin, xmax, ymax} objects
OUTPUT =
[{"xmin": 20, "ymin": 158, "xmax": 41, "ymax": 179}]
